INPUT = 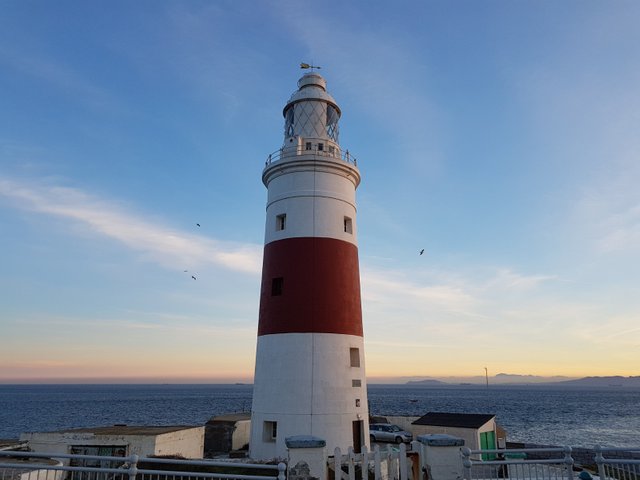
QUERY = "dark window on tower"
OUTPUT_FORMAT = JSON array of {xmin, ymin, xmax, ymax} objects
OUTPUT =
[
  {"xmin": 350, "ymin": 347, "xmax": 360, "ymax": 367},
  {"xmin": 318, "ymin": 143, "xmax": 324, "ymax": 151},
  {"xmin": 272, "ymin": 277, "xmax": 284, "ymax": 296},
  {"xmin": 264, "ymin": 421, "xmax": 277, "ymax": 442},
  {"xmin": 305, "ymin": 142, "xmax": 312, "ymax": 150},
  {"xmin": 276, "ymin": 214, "xmax": 286, "ymax": 231},
  {"xmin": 344, "ymin": 217, "xmax": 353, "ymax": 234},
  {"xmin": 352, "ymin": 379, "xmax": 362, "ymax": 387}
]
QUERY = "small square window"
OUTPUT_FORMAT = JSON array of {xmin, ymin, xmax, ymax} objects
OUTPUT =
[
  {"xmin": 350, "ymin": 347, "xmax": 360, "ymax": 367},
  {"xmin": 305, "ymin": 142, "xmax": 312, "ymax": 150},
  {"xmin": 276, "ymin": 214, "xmax": 286, "ymax": 231},
  {"xmin": 264, "ymin": 421, "xmax": 277, "ymax": 442},
  {"xmin": 328, "ymin": 146, "xmax": 335, "ymax": 155},
  {"xmin": 272, "ymin": 277, "xmax": 283, "ymax": 296},
  {"xmin": 352, "ymin": 379, "xmax": 361, "ymax": 387},
  {"xmin": 318, "ymin": 143, "xmax": 324, "ymax": 151},
  {"xmin": 355, "ymin": 399, "xmax": 361, "ymax": 407},
  {"xmin": 344, "ymin": 217, "xmax": 353, "ymax": 234}
]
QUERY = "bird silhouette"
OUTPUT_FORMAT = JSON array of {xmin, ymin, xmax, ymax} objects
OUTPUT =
[
  {"xmin": 196, "ymin": 223, "xmax": 201, "ymax": 227},
  {"xmin": 191, "ymin": 275, "xmax": 197, "ymax": 280},
  {"xmin": 419, "ymin": 249, "xmax": 424, "ymax": 255},
  {"xmin": 183, "ymin": 270, "xmax": 188, "ymax": 272}
]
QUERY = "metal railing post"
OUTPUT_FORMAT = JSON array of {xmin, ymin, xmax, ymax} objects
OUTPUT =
[
  {"xmin": 562, "ymin": 446, "xmax": 574, "ymax": 480},
  {"xmin": 127, "ymin": 454, "xmax": 138, "ymax": 480},
  {"xmin": 594, "ymin": 446, "xmax": 607, "ymax": 480},
  {"xmin": 461, "ymin": 447, "xmax": 472, "ymax": 480}
]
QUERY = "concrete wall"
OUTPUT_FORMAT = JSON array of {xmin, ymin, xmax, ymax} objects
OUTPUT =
[
  {"xmin": 154, "ymin": 427, "xmax": 204, "ymax": 458},
  {"xmin": 232, "ymin": 420, "xmax": 251, "ymax": 451},
  {"xmin": 21, "ymin": 427, "xmax": 204, "ymax": 460},
  {"xmin": 410, "ymin": 419, "xmax": 496, "ymax": 450}
]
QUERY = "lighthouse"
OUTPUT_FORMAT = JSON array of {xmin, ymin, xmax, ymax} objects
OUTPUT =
[{"xmin": 249, "ymin": 71, "xmax": 368, "ymax": 460}]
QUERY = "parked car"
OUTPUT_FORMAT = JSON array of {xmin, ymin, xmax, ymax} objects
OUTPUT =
[{"xmin": 369, "ymin": 423, "xmax": 413, "ymax": 443}]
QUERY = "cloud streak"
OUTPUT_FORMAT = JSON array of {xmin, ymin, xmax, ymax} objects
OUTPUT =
[{"xmin": 0, "ymin": 177, "xmax": 262, "ymax": 274}]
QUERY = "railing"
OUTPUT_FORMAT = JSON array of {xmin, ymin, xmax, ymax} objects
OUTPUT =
[
  {"xmin": 462, "ymin": 447, "xmax": 640, "ymax": 480},
  {"xmin": 595, "ymin": 447, "xmax": 640, "ymax": 480},
  {"xmin": 0, "ymin": 451, "xmax": 286, "ymax": 480},
  {"xmin": 333, "ymin": 444, "xmax": 410, "ymax": 480},
  {"xmin": 265, "ymin": 147, "xmax": 357, "ymax": 167},
  {"xmin": 462, "ymin": 447, "xmax": 574, "ymax": 480}
]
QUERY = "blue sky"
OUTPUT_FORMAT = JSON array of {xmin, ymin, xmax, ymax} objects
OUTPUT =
[{"xmin": 1, "ymin": 1, "xmax": 639, "ymax": 383}]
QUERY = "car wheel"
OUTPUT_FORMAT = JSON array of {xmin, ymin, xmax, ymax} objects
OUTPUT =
[{"xmin": 395, "ymin": 436, "xmax": 403, "ymax": 444}]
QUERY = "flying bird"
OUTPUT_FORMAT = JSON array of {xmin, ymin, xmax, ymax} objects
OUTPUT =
[
  {"xmin": 191, "ymin": 275, "xmax": 197, "ymax": 280},
  {"xmin": 419, "ymin": 249, "xmax": 424, "ymax": 255},
  {"xmin": 196, "ymin": 223, "xmax": 201, "ymax": 227},
  {"xmin": 184, "ymin": 270, "xmax": 188, "ymax": 272}
]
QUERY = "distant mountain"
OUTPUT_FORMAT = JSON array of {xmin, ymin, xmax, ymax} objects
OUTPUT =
[
  {"xmin": 402, "ymin": 374, "xmax": 640, "ymax": 387},
  {"xmin": 405, "ymin": 379, "xmax": 447, "ymax": 386},
  {"xmin": 556, "ymin": 376, "xmax": 640, "ymax": 387},
  {"xmin": 404, "ymin": 374, "xmax": 574, "ymax": 385}
]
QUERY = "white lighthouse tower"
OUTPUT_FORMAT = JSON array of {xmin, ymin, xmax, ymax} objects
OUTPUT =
[{"xmin": 249, "ymin": 71, "xmax": 369, "ymax": 460}]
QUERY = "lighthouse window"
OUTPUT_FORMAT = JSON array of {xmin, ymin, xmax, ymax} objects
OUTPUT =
[
  {"xmin": 276, "ymin": 214, "xmax": 286, "ymax": 231},
  {"xmin": 352, "ymin": 379, "xmax": 361, "ymax": 387},
  {"xmin": 344, "ymin": 217, "xmax": 353, "ymax": 234},
  {"xmin": 264, "ymin": 421, "xmax": 277, "ymax": 442},
  {"xmin": 327, "ymin": 105, "xmax": 340, "ymax": 142},
  {"xmin": 317, "ymin": 143, "xmax": 324, "ymax": 151},
  {"xmin": 271, "ymin": 277, "xmax": 284, "ymax": 296},
  {"xmin": 350, "ymin": 347, "xmax": 360, "ymax": 367},
  {"xmin": 284, "ymin": 108, "xmax": 294, "ymax": 137},
  {"xmin": 305, "ymin": 142, "xmax": 312, "ymax": 150}
]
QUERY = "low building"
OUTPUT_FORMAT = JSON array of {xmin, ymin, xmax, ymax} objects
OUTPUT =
[
  {"xmin": 411, "ymin": 412, "xmax": 497, "ymax": 451},
  {"xmin": 20, "ymin": 425, "xmax": 204, "ymax": 461},
  {"xmin": 204, "ymin": 413, "xmax": 250, "ymax": 457}
]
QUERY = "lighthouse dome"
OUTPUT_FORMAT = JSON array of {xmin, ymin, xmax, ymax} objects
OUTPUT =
[{"xmin": 283, "ymin": 72, "xmax": 341, "ymax": 115}]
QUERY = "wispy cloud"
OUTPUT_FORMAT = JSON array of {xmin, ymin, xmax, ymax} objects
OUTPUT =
[{"xmin": 0, "ymin": 177, "xmax": 262, "ymax": 274}]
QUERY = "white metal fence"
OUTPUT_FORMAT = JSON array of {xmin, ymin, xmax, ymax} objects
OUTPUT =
[
  {"xmin": 595, "ymin": 447, "xmax": 640, "ymax": 480},
  {"xmin": 462, "ymin": 446, "xmax": 640, "ymax": 480},
  {"xmin": 0, "ymin": 452, "xmax": 286, "ymax": 480},
  {"xmin": 333, "ymin": 444, "xmax": 410, "ymax": 480}
]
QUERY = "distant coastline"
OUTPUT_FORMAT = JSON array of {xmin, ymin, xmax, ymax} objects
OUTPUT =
[{"xmin": 404, "ymin": 374, "xmax": 640, "ymax": 387}]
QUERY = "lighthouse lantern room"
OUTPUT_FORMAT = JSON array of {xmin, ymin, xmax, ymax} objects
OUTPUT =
[{"xmin": 249, "ymin": 71, "xmax": 369, "ymax": 460}]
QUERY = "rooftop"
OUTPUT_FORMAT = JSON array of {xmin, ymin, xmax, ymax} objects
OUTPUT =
[{"xmin": 412, "ymin": 412, "xmax": 495, "ymax": 429}]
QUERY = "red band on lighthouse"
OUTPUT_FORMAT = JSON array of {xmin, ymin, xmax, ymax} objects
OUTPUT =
[{"xmin": 258, "ymin": 237, "xmax": 363, "ymax": 336}]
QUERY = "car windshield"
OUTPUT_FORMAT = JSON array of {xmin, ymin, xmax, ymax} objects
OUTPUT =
[{"xmin": 389, "ymin": 425, "xmax": 401, "ymax": 432}]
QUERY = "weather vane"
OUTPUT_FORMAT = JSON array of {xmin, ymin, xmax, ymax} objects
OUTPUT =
[{"xmin": 300, "ymin": 62, "xmax": 322, "ymax": 71}]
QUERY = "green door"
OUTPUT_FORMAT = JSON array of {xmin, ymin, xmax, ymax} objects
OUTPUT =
[{"xmin": 480, "ymin": 431, "xmax": 496, "ymax": 460}]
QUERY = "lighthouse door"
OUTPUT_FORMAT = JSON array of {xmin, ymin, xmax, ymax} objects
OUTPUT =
[{"xmin": 352, "ymin": 420, "xmax": 364, "ymax": 453}]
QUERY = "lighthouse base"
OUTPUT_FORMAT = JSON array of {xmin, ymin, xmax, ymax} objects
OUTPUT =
[{"xmin": 249, "ymin": 332, "xmax": 369, "ymax": 460}]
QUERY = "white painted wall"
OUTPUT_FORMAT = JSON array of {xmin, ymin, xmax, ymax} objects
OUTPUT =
[
  {"xmin": 232, "ymin": 420, "xmax": 251, "ymax": 451},
  {"xmin": 410, "ymin": 419, "xmax": 496, "ymax": 450},
  {"xmin": 154, "ymin": 427, "xmax": 204, "ymax": 458},
  {"xmin": 21, "ymin": 427, "xmax": 204, "ymax": 460},
  {"xmin": 250, "ymin": 333, "xmax": 368, "ymax": 460},
  {"xmin": 264, "ymin": 164, "xmax": 359, "ymax": 245}
]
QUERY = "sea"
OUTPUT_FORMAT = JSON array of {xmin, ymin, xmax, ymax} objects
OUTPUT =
[{"xmin": 1, "ymin": 384, "xmax": 638, "ymax": 448}]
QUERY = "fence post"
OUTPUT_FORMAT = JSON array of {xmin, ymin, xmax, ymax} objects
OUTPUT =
[
  {"xmin": 594, "ymin": 446, "xmax": 606, "ymax": 480},
  {"xmin": 460, "ymin": 448, "xmax": 472, "ymax": 480},
  {"xmin": 278, "ymin": 462, "xmax": 287, "ymax": 480},
  {"xmin": 127, "ymin": 454, "xmax": 138, "ymax": 480},
  {"xmin": 286, "ymin": 436, "xmax": 327, "ymax": 480},
  {"xmin": 398, "ymin": 442, "xmax": 408, "ymax": 480},
  {"xmin": 335, "ymin": 448, "xmax": 343, "ymax": 480},
  {"xmin": 563, "ymin": 446, "xmax": 574, "ymax": 480}
]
